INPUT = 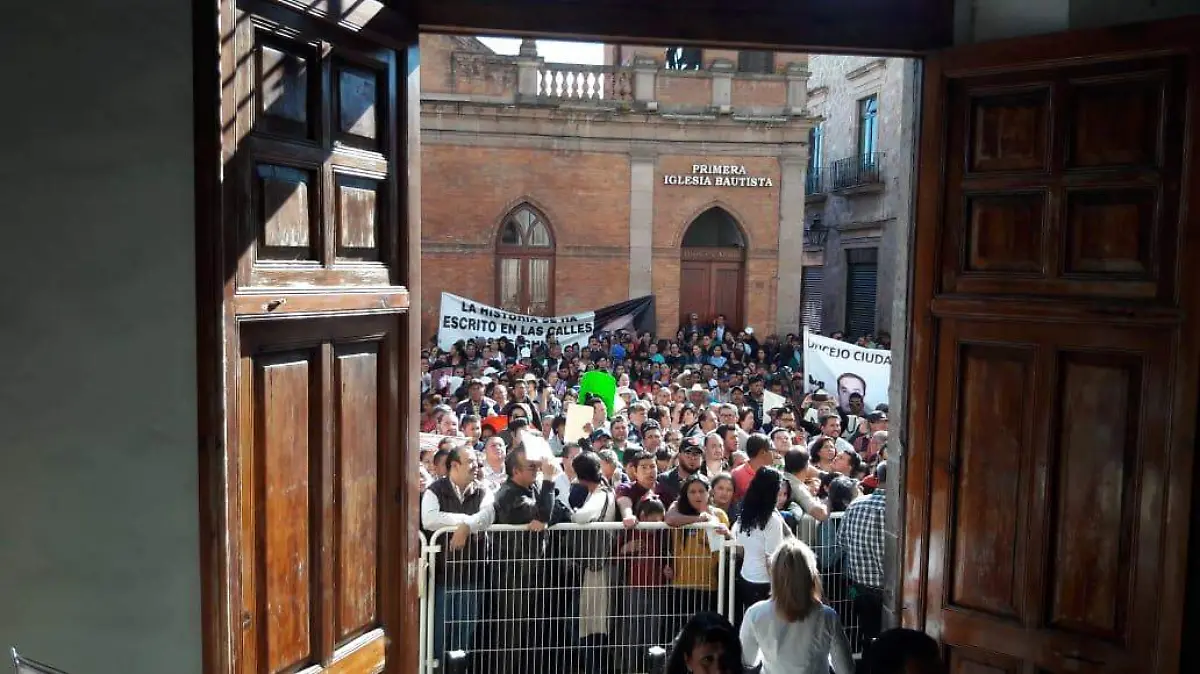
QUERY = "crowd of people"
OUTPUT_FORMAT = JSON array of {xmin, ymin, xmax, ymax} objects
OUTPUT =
[{"xmin": 419, "ymin": 314, "xmax": 895, "ymax": 673}]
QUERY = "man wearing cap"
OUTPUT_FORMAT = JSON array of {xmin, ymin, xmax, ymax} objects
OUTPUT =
[
  {"xmin": 746, "ymin": 375, "xmax": 766, "ymax": 427},
  {"xmin": 729, "ymin": 384, "xmax": 746, "ymax": 409},
  {"xmin": 657, "ymin": 435, "xmax": 705, "ymax": 511},
  {"xmin": 682, "ymin": 312, "xmax": 704, "ymax": 341},
  {"xmin": 589, "ymin": 427, "xmax": 613, "ymax": 453},
  {"xmin": 501, "ymin": 375, "xmax": 541, "ymax": 426},
  {"xmin": 616, "ymin": 385, "xmax": 636, "ymax": 412},
  {"xmin": 610, "ymin": 415, "xmax": 640, "ymax": 458},
  {"xmin": 688, "ymin": 382, "xmax": 710, "ymax": 408},
  {"xmin": 639, "ymin": 420, "xmax": 664, "ymax": 455},
  {"xmin": 855, "ymin": 410, "xmax": 889, "ymax": 456},
  {"xmin": 712, "ymin": 375, "xmax": 734, "ymax": 404},
  {"xmin": 456, "ymin": 378, "xmax": 499, "ymax": 420}
]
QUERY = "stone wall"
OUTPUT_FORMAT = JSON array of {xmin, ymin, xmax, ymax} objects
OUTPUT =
[{"xmin": 805, "ymin": 56, "xmax": 915, "ymax": 336}]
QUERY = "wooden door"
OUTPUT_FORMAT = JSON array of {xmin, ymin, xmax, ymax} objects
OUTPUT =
[
  {"xmin": 680, "ymin": 261, "xmax": 712, "ymax": 327},
  {"xmin": 681, "ymin": 249, "xmax": 745, "ymax": 329},
  {"xmin": 204, "ymin": 2, "xmax": 420, "ymax": 674},
  {"xmin": 710, "ymin": 262, "xmax": 743, "ymax": 330},
  {"xmin": 905, "ymin": 21, "xmax": 1199, "ymax": 674}
]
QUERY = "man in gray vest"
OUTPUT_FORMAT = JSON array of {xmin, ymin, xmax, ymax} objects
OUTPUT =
[{"xmin": 421, "ymin": 445, "xmax": 494, "ymax": 662}]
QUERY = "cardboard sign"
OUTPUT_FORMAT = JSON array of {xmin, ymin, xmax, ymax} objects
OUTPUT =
[{"xmin": 564, "ymin": 402, "xmax": 593, "ymax": 443}]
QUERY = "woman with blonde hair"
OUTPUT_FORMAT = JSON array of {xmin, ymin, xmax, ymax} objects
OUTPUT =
[{"xmin": 739, "ymin": 538, "xmax": 854, "ymax": 673}]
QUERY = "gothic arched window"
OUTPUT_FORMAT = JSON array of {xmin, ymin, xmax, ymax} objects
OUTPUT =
[
  {"xmin": 496, "ymin": 205, "xmax": 555, "ymax": 315},
  {"xmin": 665, "ymin": 47, "xmax": 703, "ymax": 70}
]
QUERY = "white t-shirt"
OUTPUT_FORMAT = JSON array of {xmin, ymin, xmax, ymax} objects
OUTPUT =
[{"xmin": 733, "ymin": 510, "xmax": 788, "ymax": 584}]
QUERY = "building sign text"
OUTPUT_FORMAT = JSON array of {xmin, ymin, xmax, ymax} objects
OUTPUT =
[{"xmin": 662, "ymin": 164, "xmax": 775, "ymax": 188}]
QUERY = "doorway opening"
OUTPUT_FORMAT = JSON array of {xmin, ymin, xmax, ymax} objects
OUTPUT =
[
  {"xmin": 194, "ymin": 6, "xmax": 1200, "ymax": 674},
  {"xmin": 679, "ymin": 206, "xmax": 747, "ymax": 331}
]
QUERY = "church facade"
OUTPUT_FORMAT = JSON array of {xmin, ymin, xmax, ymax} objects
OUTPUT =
[{"xmin": 419, "ymin": 36, "xmax": 818, "ymax": 339}]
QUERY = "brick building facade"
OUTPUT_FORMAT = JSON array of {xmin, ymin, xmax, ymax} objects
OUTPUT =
[{"xmin": 419, "ymin": 36, "xmax": 818, "ymax": 340}]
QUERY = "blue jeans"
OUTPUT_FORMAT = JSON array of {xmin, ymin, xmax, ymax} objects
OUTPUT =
[{"xmin": 434, "ymin": 582, "xmax": 478, "ymax": 659}]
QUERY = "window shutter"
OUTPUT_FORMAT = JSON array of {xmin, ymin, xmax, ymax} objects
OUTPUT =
[
  {"xmin": 846, "ymin": 249, "xmax": 878, "ymax": 340},
  {"xmin": 800, "ymin": 266, "xmax": 824, "ymax": 334},
  {"xmin": 737, "ymin": 50, "xmax": 774, "ymax": 74}
]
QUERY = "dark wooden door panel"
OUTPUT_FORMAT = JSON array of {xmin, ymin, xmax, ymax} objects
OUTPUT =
[
  {"xmin": 237, "ymin": 317, "xmax": 397, "ymax": 674},
  {"xmin": 946, "ymin": 645, "xmax": 1023, "ymax": 674},
  {"xmin": 908, "ymin": 22, "xmax": 1199, "ymax": 674},
  {"xmin": 939, "ymin": 56, "xmax": 1186, "ymax": 302},
  {"xmin": 925, "ymin": 318, "xmax": 1172, "ymax": 671},
  {"xmin": 711, "ymin": 262, "xmax": 742, "ymax": 329},
  {"xmin": 333, "ymin": 343, "xmax": 381, "ymax": 645},
  {"xmin": 256, "ymin": 351, "xmax": 318, "ymax": 674},
  {"xmin": 680, "ymin": 262, "xmax": 711, "ymax": 326},
  {"xmin": 940, "ymin": 342, "xmax": 1033, "ymax": 623}
]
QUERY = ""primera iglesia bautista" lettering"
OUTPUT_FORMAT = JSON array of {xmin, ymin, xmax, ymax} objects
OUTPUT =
[{"xmin": 662, "ymin": 164, "xmax": 775, "ymax": 188}]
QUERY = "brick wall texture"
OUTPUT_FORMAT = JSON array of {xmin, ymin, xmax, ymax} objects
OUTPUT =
[{"xmin": 421, "ymin": 145, "xmax": 632, "ymax": 336}]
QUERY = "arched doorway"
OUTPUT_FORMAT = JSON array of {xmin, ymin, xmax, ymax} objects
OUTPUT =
[{"xmin": 679, "ymin": 207, "xmax": 746, "ymax": 330}]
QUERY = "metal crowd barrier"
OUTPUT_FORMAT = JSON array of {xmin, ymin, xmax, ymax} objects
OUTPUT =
[
  {"xmin": 419, "ymin": 513, "xmax": 863, "ymax": 674},
  {"xmin": 423, "ymin": 521, "xmax": 732, "ymax": 674},
  {"xmin": 792, "ymin": 511, "xmax": 862, "ymax": 653}
]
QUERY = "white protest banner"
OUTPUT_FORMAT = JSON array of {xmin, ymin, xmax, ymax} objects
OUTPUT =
[
  {"xmin": 437, "ymin": 292, "xmax": 656, "ymax": 351},
  {"xmin": 803, "ymin": 329, "xmax": 891, "ymax": 409},
  {"xmin": 439, "ymin": 292, "xmax": 595, "ymax": 351}
]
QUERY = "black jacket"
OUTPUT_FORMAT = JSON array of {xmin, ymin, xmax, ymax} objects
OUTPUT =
[{"xmin": 493, "ymin": 478, "xmax": 567, "ymax": 562}]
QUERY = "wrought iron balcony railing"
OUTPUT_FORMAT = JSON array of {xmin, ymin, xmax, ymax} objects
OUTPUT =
[
  {"xmin": 804, "ymin": 224, "xmax": 829, "ymax": 248},
  {"xmin": 828, "ymin": 152, "xmax": 885, "ymax": 191}
]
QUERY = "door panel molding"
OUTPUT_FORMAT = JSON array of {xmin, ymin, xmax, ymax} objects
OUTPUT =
[
  {"xmin": 200, "ymin": 1, "xmax": 419, "ymax": 674},
  {"xmin": 906, "ymin": 18, "xmax": 1200, "ymax": 674}
]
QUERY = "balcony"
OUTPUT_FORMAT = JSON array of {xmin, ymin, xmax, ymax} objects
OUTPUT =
[
  {"xmin": 431, "ymin": 42, "xmax": 813, "ymax": 117},
  {"xmin": 828, "ymin": 152, "xmax": 885, "ymax": 192},
  {"xmin": 537, "ymin": 64, "xmax": 630, "ymax": 102}
]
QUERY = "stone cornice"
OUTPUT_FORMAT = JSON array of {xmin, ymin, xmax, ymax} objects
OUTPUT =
[
  {"xmin": 846, "ymin": 58, "xmax": 888, "ymax": 82},
  {"xmin": 421, "ymin": 102, "xmax": 816, "ymax": 147}
]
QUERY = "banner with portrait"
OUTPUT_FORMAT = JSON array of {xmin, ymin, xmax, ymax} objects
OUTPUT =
[{"xmin": 802, "ymin": 329, "xmax": 891, "ymax": 409}]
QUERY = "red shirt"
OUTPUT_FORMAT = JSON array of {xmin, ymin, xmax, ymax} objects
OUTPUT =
[
  {"xmin": 616, "ymin": 529, "xmax": 670, "ymax": 586},
  {"xmin": 617, "ymin": 481, "xmax": 654, "ymax": 510},
  {"xmin": 731, "ymin": 463, "xmax": 756, "ymax": 502}
]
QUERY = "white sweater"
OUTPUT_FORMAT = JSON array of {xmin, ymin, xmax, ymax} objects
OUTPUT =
[{"xmin": 740, "ymin": 600, "xmax": 855, "ymax": 674}]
